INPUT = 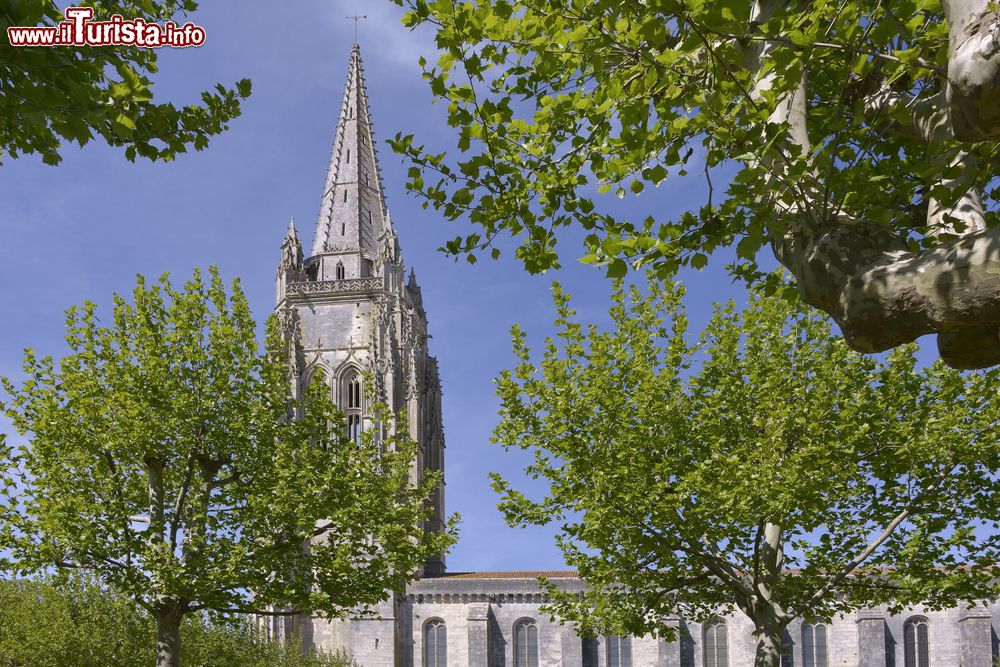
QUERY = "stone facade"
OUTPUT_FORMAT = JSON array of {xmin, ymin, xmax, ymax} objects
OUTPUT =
[
  {"xmin": 271, "ymin": 44, "xmax": 1000, "ymax": 667},
  {"xmin": 299, "ymin": 567, "xmax": 1000, "ymax": 666}
]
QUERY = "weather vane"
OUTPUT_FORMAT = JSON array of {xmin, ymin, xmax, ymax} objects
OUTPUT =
[{"xmin": 346, "ymin": 12, "xmax": 367, "ymax": 43}]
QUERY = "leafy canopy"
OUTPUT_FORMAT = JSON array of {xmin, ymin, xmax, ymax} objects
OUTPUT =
[
  {"xmin": 0, "ymin": 267, "xmax": 451, "ymax": 627},
  {"xmin": 0, "ymin": 576, "xmax": 354, "ymax": 667},
  {"xmin": 493, "ymin": 277, "xmax": 1000, "ymax": 637},
  {"xmin": 1, "ymin": 1, "xmax": 251, "ymax": 165},
  {"xmin": 389, "ymin": 0, "xmax": 997, "ymax": 283}
]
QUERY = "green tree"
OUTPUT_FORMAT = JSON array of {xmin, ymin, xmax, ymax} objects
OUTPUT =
[
  {"xmin": 389, "ymin": 0, "xmax": 1000, "ymax": 368},
  {"xmin": 0, "ymin": 576, "xmax": 149, "ymax": 667},
  {"xmin": 492, "ymin": 278, "xmax": 1000, "ymax": 667},
  {"xmin": 0, "ymin": 576, "xmax": 355, "ymax": 666},
  {"xmin": 1, "ymin": 1, "xmax": 250, "ymax": 165},
  {"xmin": 0, "ymin": 269, "xmax": 451, "ymax": 667}
]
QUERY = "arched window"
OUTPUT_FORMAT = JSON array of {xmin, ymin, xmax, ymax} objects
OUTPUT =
[
  {"xmin": 336, "ymin": 262, "xmax": 345, "ymax": 279},
  {"xmin": 514, "ymin": 619, "xmax": 538, "ymax": 667},
  {"xmin": 341, "ymin": 369, "xmax": 362, "ymax": 443},
  {"xmin": 802, "ymin": 623, "xmax": 827, "ymax": 667},
  {"xmin": 607, "ymin": 635, "xmax": 632, "ymax": 667},
  {"xmin": 424, "ymin": 619, "xmax": 446, "ymax": 667},
  {"xmin": 904, "ymin": 617, "xmax": 929, "ymax": 667},
  {"xmin": 703, "ymin": 619, "xmax": 728, "ymax": 667},
  {"xmin": 305, "ymin": 368, "xmax": 330, "ymax": 396}
]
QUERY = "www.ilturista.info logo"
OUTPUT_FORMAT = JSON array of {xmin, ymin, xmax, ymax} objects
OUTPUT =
[{"xmin": 7, "ymin": 6, "xmax": 206, "ymax": 48}]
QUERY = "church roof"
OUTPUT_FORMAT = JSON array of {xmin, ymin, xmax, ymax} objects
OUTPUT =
[
  {"xmin": 311, "ymin": 43, "xmax": 390, "ymax": 257},
  {"xmin": 430, "ymin": 570, "xmax": 580, "ymax": 580}
]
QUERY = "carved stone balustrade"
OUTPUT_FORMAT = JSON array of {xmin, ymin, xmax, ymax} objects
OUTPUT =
[{"xmin": 286, "ymin": 277, "xmax": 384, "ymax": 297}]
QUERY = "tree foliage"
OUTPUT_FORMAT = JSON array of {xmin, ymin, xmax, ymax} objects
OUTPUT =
[
  {"xmin": 1, "ymin": 1, "xmax": 250, "ymax": 165},
  {"xmin": 0, "ymin": 576, "xmax": 354, "ymax": 667},
  {"xmin": 390, "ymin": 0, "xmax": 1000, "ymax": 368},
  {"xmin": 0, "ymin": 268, "xmax": 451, "ymax": 667},
  {"xmin": 492, "ymin": 277, "xmax": 1000, "ymax": 666}
]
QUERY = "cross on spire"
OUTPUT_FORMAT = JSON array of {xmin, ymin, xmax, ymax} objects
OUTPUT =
[{"xmin": 346, "ymin": 12, "xmax": 367, "ymax": 43}]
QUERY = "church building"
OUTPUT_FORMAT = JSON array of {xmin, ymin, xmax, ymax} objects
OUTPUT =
[{"xmin": 270, "ymin": 44, "xmax": 1000, "ymax": 667}]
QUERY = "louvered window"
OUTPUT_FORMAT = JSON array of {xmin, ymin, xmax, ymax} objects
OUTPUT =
[{"xmin": 342, "ymin": 371, "xmax": 362, "ymax": 443}]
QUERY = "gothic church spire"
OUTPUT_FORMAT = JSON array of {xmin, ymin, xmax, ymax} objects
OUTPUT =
[{"xmin": 312, "ymin": 44, "xmax": 390, "ymax": 257}]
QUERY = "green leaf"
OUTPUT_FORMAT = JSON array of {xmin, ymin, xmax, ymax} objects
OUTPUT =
[
  {"xmin": 115, "ymin": 114, "xmax": 136, "ymax": 131},
  {"xmin": 606, "ymin": 258, "xmax": 628, "ymax": 278}
]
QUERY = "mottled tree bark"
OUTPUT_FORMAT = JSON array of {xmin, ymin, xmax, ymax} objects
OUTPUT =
[
  {"xmin": 155, "ymin": 603, "xmax": 184, "ymax": 667},
  {"xmin": 943, "ymin": 0, "xmax": 1000, "ymax": 140},
  {"xmin": 745, "ymin": 523, "xmax": 789, "ymax": 667},
  {"xmin": 751, "ymin": 0, "xmax": 1000, "ymax": 368}
]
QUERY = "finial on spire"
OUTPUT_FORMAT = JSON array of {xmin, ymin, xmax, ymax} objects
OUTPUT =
[
  {"xmin": 346, "ymin": 12, "xmax": 367, "ymax": 44},
  {"xmin": 283, "ymin": 218, "xmax": 300, "ymax": 246}
]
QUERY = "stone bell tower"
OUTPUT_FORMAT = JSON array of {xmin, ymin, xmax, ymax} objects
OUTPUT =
[{"xmin": 272, "ymin": 43, "xmax": 447, "ymax": 661}]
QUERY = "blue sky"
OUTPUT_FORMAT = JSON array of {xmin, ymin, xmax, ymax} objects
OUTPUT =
[{"xmin": 1, "ymin": 0, "xmax": 769, "ymax": 572}]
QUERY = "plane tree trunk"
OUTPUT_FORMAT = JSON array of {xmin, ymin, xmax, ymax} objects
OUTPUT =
[
  {"xmin": 737, "ymin": 522, "xmax": 791, "ymax": 667},
  {"xmin": 748, "ymin": 0, "xmax": 1000, "ymax": 369},
  {"xmin": 943, "ymin": 0, "xmax": 1000, "ymax": 140},
  {"xmin": 751, "ymin": 618, "xmax": 786, "ymax": 667},
  {"xmin": 154, "ymin": 601, "xmax": 184, "ymax": 667}
]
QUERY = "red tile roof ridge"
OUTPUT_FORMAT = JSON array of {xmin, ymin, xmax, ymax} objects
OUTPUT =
[{"xmin": 430, "ymin": 570, "xmax": 580, "ymax": 579}]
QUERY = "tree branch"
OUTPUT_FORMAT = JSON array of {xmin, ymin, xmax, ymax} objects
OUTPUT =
[
  {"xmin": 186, "ymin": 603, "xmax": 311, "ymax": 617},
  {"xmin": 169, "ymin": 455, "xmax": 196, "ymax": 554},
  {"xmin": 789, "ymin": 469, "xmax": 956, "ymax": 619}
]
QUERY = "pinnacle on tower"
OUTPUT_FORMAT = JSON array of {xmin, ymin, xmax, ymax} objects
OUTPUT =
[
  {"xmin": 312, "ymin": 44, "xmax": 390, "ymax": 258},
  {"xmin": 281, "ymin": 216, "xmax": 303, "ymax": 258}
]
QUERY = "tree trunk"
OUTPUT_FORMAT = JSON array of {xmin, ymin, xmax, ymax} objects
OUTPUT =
[
  {"xmin": 942, "ymin": 0, "xmax": 1000, "ymax": 140},
  {"xmin": 746, "ymin": 0, "xmax": 1000, "ymax": 369},
  {"xmin": 753, "ymin": 619, "xmax": 785, "ymax": 667},
  {"xmin": 154, "ymin": 607, "xmax": 183, "ymax": 667},
  {"xmin": 746, "ymin": 522, "xmax": 790, "ymax": 667}
]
